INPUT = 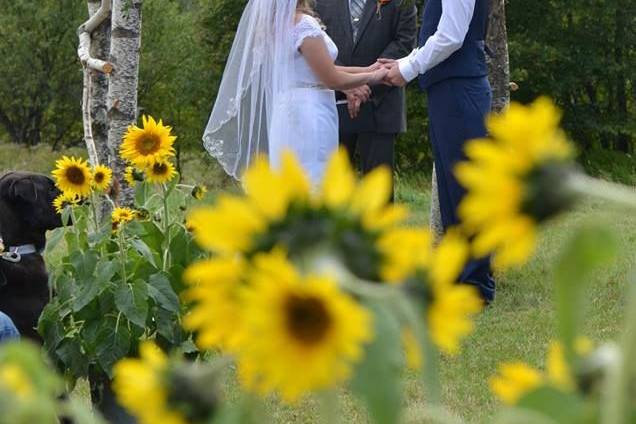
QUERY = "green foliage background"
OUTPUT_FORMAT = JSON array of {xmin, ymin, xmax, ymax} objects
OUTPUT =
[{"xmin": 0, "ymin": 0, "xmax": 633, "ymax": 180}]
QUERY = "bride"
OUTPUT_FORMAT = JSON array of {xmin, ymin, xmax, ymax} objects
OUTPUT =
[{"xmin": 203, "ymin": 0, "xmax": 388, "ymax": 185}]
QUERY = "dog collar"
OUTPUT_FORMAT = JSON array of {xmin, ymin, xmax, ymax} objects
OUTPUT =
[{"xmin": 0, "ymin": 244, "xmax": 38, "ymax": 263}]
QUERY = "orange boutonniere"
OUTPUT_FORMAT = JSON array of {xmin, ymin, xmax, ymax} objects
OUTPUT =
[{"xmin": 376, "ymin": 0, "xmax": 391, "ymax": 18}]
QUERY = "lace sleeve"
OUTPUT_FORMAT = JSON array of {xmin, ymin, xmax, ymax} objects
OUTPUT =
[{"xmin": 293, "ymin": 15, "xmax": 324, "ymax": 50}]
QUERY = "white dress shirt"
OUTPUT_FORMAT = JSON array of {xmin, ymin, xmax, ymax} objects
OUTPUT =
[{"xmin": 397, "ymin": 0, "xmax": 476, "ymax": 82}]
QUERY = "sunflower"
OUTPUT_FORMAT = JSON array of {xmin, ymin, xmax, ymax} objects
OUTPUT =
[
  {"xmin": 182, "ymin": 257, "xmax": 247, "ymax": 352},
  {"xmin": 455, "ymin": 97, "xmax": 577, "ymax": 269},
  {"xmin": 51, "ymin": 156, "xmax": 93, "ymax": 198},
  {"xmin": 113, "ymin": 342, "xmax": 187, "ymax": 424},
  {"xmin": 192, "ymin": 185, "xmax": 207, "ymax": 200},
  {"xmin": 120, "ymin": 115, "xmax": 176, "ymax": 167},
  {"xmin": 490, "ymin": 363, "xmax": 544, "ymax": 405},
  {"xmin": 490, "ymin": 338, "xmax": 595, "ymax": 405},
  {"xmin": 145, "ymin": 160, "xmax": 177, "ymax": 184},
  {"xmin": 52, "ymin": 192, "xmax": 79, "ymax": 215},
  {"xmin": 0, "ymin": 363, "xmax": 33, "ymax": 401},
  {"xmin": 92, "ymin": 165, "xmax": 113, "ymax": 191},
  {"xmin": 321, "ymin": 149, "xmax": 407, "ymax": 230},
  {"xmin": 236, "ymin": 250, "xmax": 372, "ymax": 402},
  {"xmin": 125, "ymin": 166, "xmax": 144, "ymax": 187},
  {"xmin": 377, "ymin": 227, "xmax": 431, "ymax": 284},
  {"xmin": 404, "ymin": 230, "xmax": 482, "ymax": 355},
  {"xmin": 112, "ymin": 207, "xmax": 136, "ymax": 228},
  {"xmin": 188, "ymin": 150, "xmax": 417, "ymax": 283}
]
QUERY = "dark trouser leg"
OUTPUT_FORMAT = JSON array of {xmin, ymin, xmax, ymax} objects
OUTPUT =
[
  {"xmin": 357, "ymin": 132, "xmax": 396, "ymax": 200},
  {"xmin": 427, "ymin": 77, "xmax": 495, "ymax": 303},
  {"xmin": 340, "ymin": 133, "xmax": 359, "ymax": 168},
  {"xmin": 356, "ymin": 132, "xmax": 396, "ymax": 174}
]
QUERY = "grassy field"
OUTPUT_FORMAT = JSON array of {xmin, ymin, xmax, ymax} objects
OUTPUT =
[{"xmin": 2, "ymin": 142, "xmax": 635, "ymax": 423}]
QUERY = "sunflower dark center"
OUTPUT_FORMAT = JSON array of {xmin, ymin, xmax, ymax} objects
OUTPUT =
[
  {"xmin": 94, "ymin": 172, "xmax": 104, "ymax": 184},
  {"xmin": 66, "ymin": 166, "xmax": 86, "ymax": 185},
  {"xmin": 153, "ymin": 162, "xmax": 168, "ymax": 175},
  {"xmin": 137, "ymin": 134, "xmax": 161, "ymax": 155},
  {"xmin": 285, "ymin": 295, "xmax": 332, "ymax": 345}
]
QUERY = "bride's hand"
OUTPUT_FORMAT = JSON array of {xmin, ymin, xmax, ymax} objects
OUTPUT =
[
  {"xmin": 367, "ymin": 68, "xmax": 389, "ymax": 86},
  {"xmin": 365, "ymin": 62, "xmax": 383, "ymax": 73}
]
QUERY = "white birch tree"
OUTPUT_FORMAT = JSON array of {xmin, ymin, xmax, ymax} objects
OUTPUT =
[
  {"xmin": 106, "ymin": 0, "xmax": 143, "ymax": 204},
  {"xmin": 78, "ymin": 0, "xmax": 142, "ymax": 205},
  {"xmin": 87, "ymin": 0, "xmax": 112, "ymax": 166}
]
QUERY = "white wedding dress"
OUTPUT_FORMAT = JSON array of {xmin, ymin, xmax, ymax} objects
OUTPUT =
[
  {"xmin": 269, "ymin": 15, "xmax": 340, "ymax": 185},
  {"xmin": 203, "ymin": 1, "xmax": 339, "ymax": 185}
]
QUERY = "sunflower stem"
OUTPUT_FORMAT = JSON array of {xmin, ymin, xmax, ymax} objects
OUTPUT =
[
  {"xmin": 600, "ymin": 274, "xmax": 636, "ymax": 424},
  {"xmin": 567, "ymin": 173, "xmax": 636, "ymax": 210},
  {"xmin": 89, "ymin": 191, "xmax": 101, "ymax": 233},
  {"xmin": 117, "ymin": 229, "xmax": 128, "ymax": 286},
  {"xmin": 161, "ymin": 183, "xmax": 171, "ymax": 272},
  {"xmin": 69, "ymin": 207, "xmax": 82, "ymax": 251}
]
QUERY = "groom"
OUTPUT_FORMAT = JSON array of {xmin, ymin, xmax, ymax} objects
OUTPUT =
[
  {"xmin": 314, "ymin": 0, "xmax": 417, "ymax": 196},
  {"xmin": 383, "ymin": 0, "xmax": 496, "ymax": 302}
]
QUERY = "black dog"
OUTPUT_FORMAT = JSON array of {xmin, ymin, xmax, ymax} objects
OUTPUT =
[{"xmin": 0, "ymin": 172, "xmax": 63, "ymax": 342}]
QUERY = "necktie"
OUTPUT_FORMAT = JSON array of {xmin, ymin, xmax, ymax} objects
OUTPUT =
[{"xmin": 350, "ymin": 0, "xmax": 367, "ymax": 40}]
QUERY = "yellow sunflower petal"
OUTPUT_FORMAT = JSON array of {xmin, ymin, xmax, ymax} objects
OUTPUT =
[
  {"xmin": 187, "ymin": 197, "xmax": 265, "ymax": 254},
  {"xmin": 490, "ymin": 362, "xmax": 544, "ymax": 405},
  {"xmin": 430, "ymin": 229, "xmax": 470, "ymax": 287},
  {"xmin": 320, "ymin": 149, "xmax": 356, "ymax": 209}
]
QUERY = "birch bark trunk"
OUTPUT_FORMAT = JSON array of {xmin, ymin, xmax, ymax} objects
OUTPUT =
[
  {"xmin": 87, "ymin": 0, "xmax": 112, "ymax": 166},
  {"xmin": 486, "ymin": 0, "xmax": 511, "ymax": 114},
  {"xmin": 429, "ymin": 0, "xmax": 510, "ymax": 240},
  {"xmin": 107, "ymin": 0, "xmax": 143, "ymax": 205}
]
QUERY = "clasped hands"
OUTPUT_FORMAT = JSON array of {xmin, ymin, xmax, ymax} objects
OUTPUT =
[{"xmin": 343, "ymin": 59, "xmax": 406, "ymax": 119}]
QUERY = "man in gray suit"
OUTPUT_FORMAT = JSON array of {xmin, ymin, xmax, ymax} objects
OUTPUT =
[{"xmin": 315, "ymin": 0, "xmax": 417, "ymax": 194}]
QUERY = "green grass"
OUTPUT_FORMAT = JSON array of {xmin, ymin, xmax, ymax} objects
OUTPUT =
[{"xmin": 2, "ymin": 142, "xmax": 635, "ymax": 423}]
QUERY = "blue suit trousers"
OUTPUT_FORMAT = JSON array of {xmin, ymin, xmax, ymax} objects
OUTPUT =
[{"xmin": 427, "ymin": 76, "xmax": 496, "ymax": 302}]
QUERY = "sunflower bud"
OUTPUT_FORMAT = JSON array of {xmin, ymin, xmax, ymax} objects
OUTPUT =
[
  {"xmin": 135, "ymin": 208, "xmax": 151, "ymax": 221},
  {"xmin": 192, "ymin": 185, "xmax": 207, "ymax": 201},
  {"xmin": 166, "ymin": 363, "xmax": 222, "ymax": 423},
  {"xmin": 521, "ymin": 162, "xmax": 580, "ymax": 223},
  {"xmin": 575, "ymin": 343, "xmax": 620, "ymax": 396}
]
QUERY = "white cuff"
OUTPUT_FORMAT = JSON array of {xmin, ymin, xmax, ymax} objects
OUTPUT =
[{"xmin": 397, "ymin": 56, "xmax": 419, "ymax": 83}]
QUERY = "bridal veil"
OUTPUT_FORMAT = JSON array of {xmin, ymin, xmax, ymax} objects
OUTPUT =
[{"xmin": 203, "ymin": 0, "xmax": 297, "ymax": 179}]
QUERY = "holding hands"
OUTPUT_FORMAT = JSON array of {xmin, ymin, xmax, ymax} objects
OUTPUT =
[
  {"xmin": 344, "ymin": 60, "xmax": 408, "ymax": 119},
  {"xmin": 377, "ymin": 59, "xmax": 408, "ymax": 87}
]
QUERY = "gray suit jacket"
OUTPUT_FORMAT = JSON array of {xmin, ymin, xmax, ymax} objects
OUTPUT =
[{"xmin": 315, "ymin": 0, "xmax": 417, "ymax": 134}]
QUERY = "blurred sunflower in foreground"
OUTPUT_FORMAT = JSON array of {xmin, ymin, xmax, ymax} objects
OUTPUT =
[
  {"xmin": 455, "ymin": 97, "xmax": 578, "ymax": 269},
  {"xmin": 113, "ymin": 342, "xmax": 221, "ymax": 424},
  {"xmin": 0, "ymin": 342, "xmax": 65, "ymax": 423},
  {"xmin": 399, "ymin": 229, "xmax": 483, "ymax": 363},
  {"xmin": 187, "ymin": 150, "xmax": 423, "ymax": 284},
  {"xmin": 183, "ymin": 150, "xmax": 483, "ymax": 402},
  {"xmin": 183, "ymin": 250, "xmax": 373, "ymax": 403},
  {"xmin": 490, "ymin": 338, "xmax": 599, "ymax": 405},
  {"xmin": 238, "ymin": 250, "xmax": 373, "ymax": 402}
]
